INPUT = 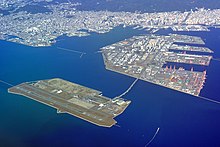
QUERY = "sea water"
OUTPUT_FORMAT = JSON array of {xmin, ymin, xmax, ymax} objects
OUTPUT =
[{"xmin": 0, "ymin": 26, "xmax": 220, "ymax": 147}]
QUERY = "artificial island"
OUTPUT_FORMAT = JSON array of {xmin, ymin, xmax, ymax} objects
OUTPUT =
[
  {"xmin": 8, "ymin": 78, "xmax": 131, "ymax": 127},
  {"xmin": 101, "ymin": 34, "xmax": 213, "ymax": 96},
  {"xmin": 2, "ymin": 1, "xmax": 219, "ymax": 125}
]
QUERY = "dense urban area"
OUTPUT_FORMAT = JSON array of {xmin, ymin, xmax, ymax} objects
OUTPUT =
[{"xmin": 0, "ymin": 1, "xmax": 220, "ymax": 46}]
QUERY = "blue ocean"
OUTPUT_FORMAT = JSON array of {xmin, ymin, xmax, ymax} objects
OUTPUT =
[{"xmin": 1, "ymin": 2, "xmax": 220, "ymax": 146}]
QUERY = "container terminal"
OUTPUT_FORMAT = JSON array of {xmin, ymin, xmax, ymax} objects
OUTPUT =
[{"xmin": 101, "ymin": 34, "xmax": 213, "ymax": 96}]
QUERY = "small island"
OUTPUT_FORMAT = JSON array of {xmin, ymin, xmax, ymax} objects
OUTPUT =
[{"xmin": 8, "ymin": 78, "xmax": 131, "ymax": 127}]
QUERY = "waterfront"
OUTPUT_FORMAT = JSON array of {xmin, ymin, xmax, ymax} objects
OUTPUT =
[{"xmin": 0, "ymin": 26, "xmax": 220, "ymax": 146}]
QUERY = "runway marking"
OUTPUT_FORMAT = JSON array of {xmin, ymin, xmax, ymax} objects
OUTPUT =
[{"xmin": 145, "ymin": 127, "xmax": 160, "ymax": 147}]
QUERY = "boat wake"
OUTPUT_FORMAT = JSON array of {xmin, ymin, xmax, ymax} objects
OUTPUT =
[{"xmin": 145, "ymin": 127, "xmax": 160, "ymax": 147}]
